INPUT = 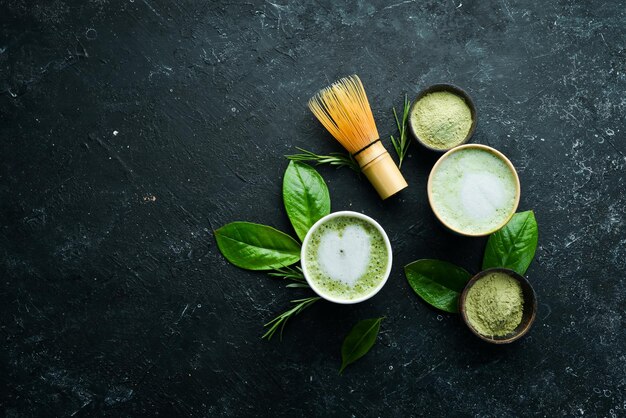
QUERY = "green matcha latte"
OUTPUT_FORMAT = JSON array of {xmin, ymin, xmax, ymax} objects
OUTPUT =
[
  {"xmin": 429, "ymin": 145, "xmax": 519, "ymax": 236},
  {"xmin": 302, "ymin": 213, "xmax": 391, "ymax": 302}
]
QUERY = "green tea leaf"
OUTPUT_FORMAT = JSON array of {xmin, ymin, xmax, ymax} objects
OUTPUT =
[
  {"xmin": 404, "ymin": 259, "xmax": 471, "ymax": 313},
  {"xmin": 214, "ymin": 222, "xmax": 301, "ymax": 270},
  {"xmin": 482, "ymin": 211, "xmax": 538, "ymax": 275},
  {"xmin": 283, "ymin": 161, "xmax": 331, "ymax": 241},
  {"xmin": 340, "ymin": 317, "xmax": 384, "ymax": 374}
]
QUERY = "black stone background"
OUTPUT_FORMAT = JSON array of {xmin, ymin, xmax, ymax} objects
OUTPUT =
[{"xmin": 1, "ymin": 0, "xmax": 625, "ymax": 416}]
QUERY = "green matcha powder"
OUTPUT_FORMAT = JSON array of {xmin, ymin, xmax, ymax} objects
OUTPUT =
[
  {"xmin": 464, "ymin": 272, "xmax": 524, "ymax": 337},
  {"xmin": 410, "ymin": 91, "xmax": 472, "ymax": 150}
]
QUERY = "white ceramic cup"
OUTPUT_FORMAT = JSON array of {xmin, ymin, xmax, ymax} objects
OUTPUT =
[{"xmin": 300, "ymin": 211, "xmax": 393, "ymax": 304}]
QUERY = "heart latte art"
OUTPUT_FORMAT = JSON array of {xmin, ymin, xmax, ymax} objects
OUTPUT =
[
  {"xmin": 304, "ymin": 215, "xmax": 389, "ymax": 301},
  {"xmin": 317, "ymin": 225, "xmax": 371, "ymax": 286}
]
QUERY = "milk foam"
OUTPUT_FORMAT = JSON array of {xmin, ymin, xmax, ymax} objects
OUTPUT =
[
  {"xmin": 317, "ymin": 225, "xmax": 371, "ymax": 286},
  {"xmin": 459, "ymin": 172, "xmax": 508, "ymax": 221}
]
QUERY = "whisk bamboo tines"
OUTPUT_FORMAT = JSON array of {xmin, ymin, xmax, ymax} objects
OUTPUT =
[{"xmin": 308, "ymin": 75, "xmax": 408, "ymax": 200}]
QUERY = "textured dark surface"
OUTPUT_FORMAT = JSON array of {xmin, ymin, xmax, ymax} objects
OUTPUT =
[{"xmin": 1, "ymin": 1, "xmax": 625, "ymax": 416}]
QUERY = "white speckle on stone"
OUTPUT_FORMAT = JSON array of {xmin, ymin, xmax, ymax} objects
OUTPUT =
[
  {"xmin": 113, "ymin": 130, "xmax": 119, "ymax": 136},
  {"xmin": 85, "ymin": 28, "xmax": 98, "ymax": 40}
]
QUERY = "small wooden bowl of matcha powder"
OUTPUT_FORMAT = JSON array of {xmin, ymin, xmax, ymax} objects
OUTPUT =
[
  {"xmin": 408, "ymin": 84, "xmax": 476, "ymax": 152},
  {"xmin": 459, "ymin": 268, "xmax": 537, "ymax": 344}
]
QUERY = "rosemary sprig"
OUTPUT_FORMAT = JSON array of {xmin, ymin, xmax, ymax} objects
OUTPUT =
[
  {"xmin": 286, "ymin": 147, "xmax": 360, "ymax": 173},
  {"xmin": 268, "ymin": 266, "xmax": 306, "ymax": 283},
  {"xmin": 262, "ymin": 296, "xmax": 321, "ymax": 340},
  {"xmin": 390, "ymin": 95, "xmax": 412, "ymax": 169},
  {"xmin": 285, "ymin": 283, "xmax": 310, "ymax": 288}
]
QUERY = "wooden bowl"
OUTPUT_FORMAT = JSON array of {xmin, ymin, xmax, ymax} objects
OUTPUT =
[
  {"xmin": 459, "ymin": 268, "xmax": 537, "ymax": 344},
  {"xmin": 408, "ymin": 83, "xmax": 477, "ymax": 152},
  {"xmin": 426, "ymin": 144, "xmax": 521, "ymax": 237}
]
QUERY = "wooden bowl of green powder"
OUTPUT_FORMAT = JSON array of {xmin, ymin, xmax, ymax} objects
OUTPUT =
[
  {"xmin": 408, "ymin": 84, "xmax": 476, "ymax": 151},
  {"xmin": 459, "ymin": 268, "xmax": 537, "ymax": 344}
]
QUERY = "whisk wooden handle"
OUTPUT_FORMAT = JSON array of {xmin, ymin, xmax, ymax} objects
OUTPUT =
[{"xmin": 354, "ymin": 141, "xmax": 408, "ymax": 199}]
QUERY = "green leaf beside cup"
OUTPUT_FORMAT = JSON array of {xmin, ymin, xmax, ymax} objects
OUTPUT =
[
  {"xmin": 283, "ymin": 161, "xmax": 331, "ymax": 241},
  {"xmin": 483, "ymin": 210, "xmax": 538, "ymax": 275},
  {"xmin": 405, "ymin": 259, "xmax": 471, "ymax": 313},
  {"xmin": 214, "ymin": 222, "xmax": 301, "ymax": 270}
]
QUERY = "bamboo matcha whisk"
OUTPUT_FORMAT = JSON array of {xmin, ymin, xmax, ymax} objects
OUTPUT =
[{"xmin": 308, "ymin": 75, "xmax": 408, "ymax": 199}]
